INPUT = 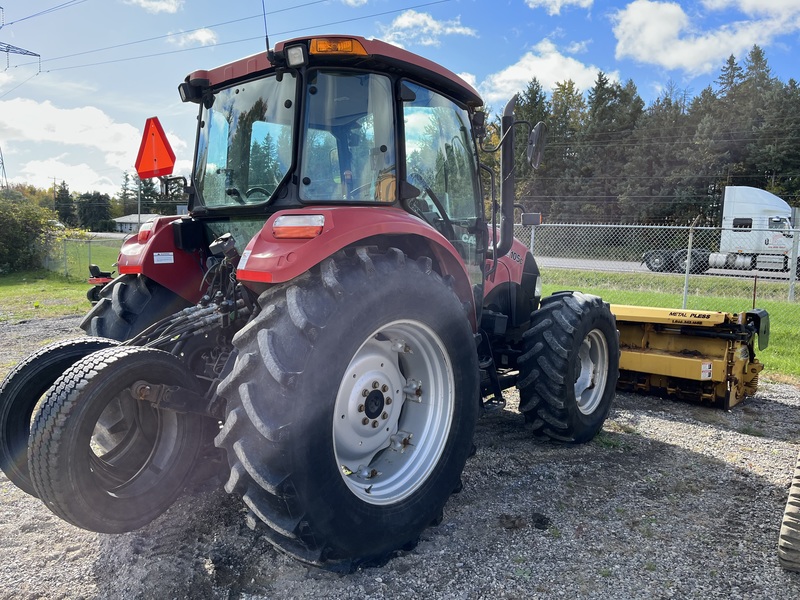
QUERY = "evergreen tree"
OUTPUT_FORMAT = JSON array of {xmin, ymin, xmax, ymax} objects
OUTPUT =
[
  {"xmin": 54, "ymin": 181, "xmax": 77, "ymax": 226},
  {"xmin": 76, "ymin": 191, "xmax": 112, "ymax": 231}
]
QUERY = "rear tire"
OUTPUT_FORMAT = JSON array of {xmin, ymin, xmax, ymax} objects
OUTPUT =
[
  {"xmin": 517, "ymin": 291, "xmax": 618, "ymax": 443},
  {"xmin": 779, "ymin": 448, "xmax": 800, "ymax": 572},
  {"xmin": 80, "ymin": 275, "xmax": 191, "ymax": 341},
  {"xmin": 0, "ymin": 337, "xmax": 118, "ymax": 496},
  {"xmin": 28, "ymin": 346, "xmax": 205, "ymax": 533},
  {"xmin": 215, "ymin": 247, "xmax": 479, "ymax": 570}
]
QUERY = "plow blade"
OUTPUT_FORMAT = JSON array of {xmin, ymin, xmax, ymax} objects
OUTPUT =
[{"xmin": 611, "ymin": 305, "xmax": 769, "ymax": 409}]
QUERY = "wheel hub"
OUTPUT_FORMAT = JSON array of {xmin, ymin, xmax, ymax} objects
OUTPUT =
[{"xmin": 364, "ymin": 389, "xmax": 386, "ymax": 419}]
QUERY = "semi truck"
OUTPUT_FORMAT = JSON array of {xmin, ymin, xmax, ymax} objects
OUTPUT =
[{"xmin": 642, "ymin": 186, "xmax": 799, "ymax": 276}]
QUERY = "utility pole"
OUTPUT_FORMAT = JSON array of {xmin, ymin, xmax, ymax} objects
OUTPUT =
[
  {"xmin": 1, "ymin": 7, "xmax": 42, "ymax": 70},
  {"xmin": 0, "ymin": 145, "xmax": 8, "ymax": 189}
]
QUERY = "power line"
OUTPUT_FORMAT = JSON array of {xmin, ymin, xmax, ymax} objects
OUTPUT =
[
  {"xmin": 27, "ymin": 0, "xmax": 453, "ymax": 73},
  {"xmin": 0, "ymin": 0, "xmax": 88, "ymax": 29}
]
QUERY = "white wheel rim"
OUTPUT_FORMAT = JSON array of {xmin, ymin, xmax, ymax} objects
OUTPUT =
[
  {"xmin": 574, "ymin": 328, "xmax": 609, "ymax": 415},
  {"xmin": 333, "ymin": 319, "xmax": 454, "ymax": 505}
]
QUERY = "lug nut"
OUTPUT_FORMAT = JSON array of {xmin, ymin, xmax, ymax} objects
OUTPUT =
[
  {"xmin": 358, "ymin": 404, "xmax": 365, "ymax": 412},
  {"xmin": 372, "ymin": 381, "xmax": 380, "ymax": 389},
  {"xmin": 381, "ymin": 384, "xmax": 388, "ymax": 393},
  {"xmin": 362, "ymin": 389, "xmax": 369, "ymax": 397},
  {"xmin": 372, "ymin": 420, "xmax": 379, "ymax": 428},
  {"xmin": 385, "ymin": 397, "xmax": 392, "ymax": 405},
  {"xmin": 362, "ymin": 417, "xmax": 369, "ymax": 425},
  {"xmin": 381, "ymin": 412, "xmax": 388, "ymax": 420}
]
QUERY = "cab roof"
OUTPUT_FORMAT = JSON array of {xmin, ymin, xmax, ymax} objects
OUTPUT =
[{"xmin": 183, "ymin": 34, "xmax": 483, "ymax": 108}]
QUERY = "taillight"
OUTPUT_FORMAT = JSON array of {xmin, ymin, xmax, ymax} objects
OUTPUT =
[
  {"xmin": 137, "ymin": 220, "xmax": 155, "ymax": 243},
  {"xmin": 272, "ymin": 215, "xmax": 325, "ymax": 239}
]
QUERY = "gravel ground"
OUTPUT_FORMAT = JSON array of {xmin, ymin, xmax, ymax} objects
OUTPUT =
[{"xmin": 1, "ymin": 315, "xmax": 799, "ymax": 599}]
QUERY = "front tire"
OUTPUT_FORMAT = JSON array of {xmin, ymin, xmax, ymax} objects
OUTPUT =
[
  {"xmin": 779, "ymin": 448, "xmax": 800, "ymax": 572},
  {"xmin": 28, "ymin": 346, "xmax": 205, "ymax": 533},
  {"xmin": 0, "ymin": 337, "xmax": 118, "ymax": 496},
  {"xmin": 517, "ymin": 291, "xmax": 618, "ymax": 443},
  {"xmin": 215, "ymin": 247, "xmax": 479, "ymax": 570}
]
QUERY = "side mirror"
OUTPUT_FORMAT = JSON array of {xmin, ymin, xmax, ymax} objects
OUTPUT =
[{"xmin": 526, "ymin": 121, "xmax": 547, "ymax": 169}]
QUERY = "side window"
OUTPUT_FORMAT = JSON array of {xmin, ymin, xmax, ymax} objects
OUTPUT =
[
  {"xmin": 402, "ymin": 81, "xmax": 480, "ymax": 222},
  {"xmin": 733, "ymin": 218, "xmax": 753, "ymax": 230},
  {"xmin": 300, "ymin": 71, "xmax": 396, "ymax": 202}
]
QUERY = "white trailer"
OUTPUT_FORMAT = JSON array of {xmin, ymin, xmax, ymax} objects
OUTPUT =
[{"xmin": 642, "ymin": 186, "xmax": 799, "ymax": 275}]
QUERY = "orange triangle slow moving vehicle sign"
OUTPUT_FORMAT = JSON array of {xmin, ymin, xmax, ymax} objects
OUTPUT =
[{"xmin": 135, "ymin": 117, "xmax": 176, "ymax": 179}]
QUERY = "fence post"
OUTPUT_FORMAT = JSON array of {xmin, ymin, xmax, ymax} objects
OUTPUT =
[
  {"xmin": 87, "ymin": 239, "xmax": 92, "ymax": 269},
  {"xmin": 789, "ymin": 207, "xmax": 799, "ymax": 302},
  {"xmin": 682, "ymin": 215, "xmax": 701, "ymax": 309},
  {"xmin": 63, "ymin": 238, "xmax": 68, "ymax": 278}
]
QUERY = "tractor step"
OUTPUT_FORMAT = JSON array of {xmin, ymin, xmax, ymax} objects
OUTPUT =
[{"xmin": 610, "ymin": 304, "xmax": 768, "ymax": 409}]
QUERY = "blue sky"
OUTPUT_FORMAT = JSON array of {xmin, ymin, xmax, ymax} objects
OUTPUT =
[{"xmin": 1, "ymin": 0, "xmax": 799, "ymax": 197}]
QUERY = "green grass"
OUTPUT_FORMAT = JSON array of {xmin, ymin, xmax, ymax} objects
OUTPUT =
[
  {"xmin": 45, "ymin": 239, "xmax": 121, "ymax": 280},
  {"xmin": 0, "ymin": 271, "xmax": 92, "ymax": 322},
  {"xmin": 542, "ymin": 268, "xmax": 800, "ymax": 383},
  {"xmin": 2, "ymin": 264, "xmax": 798, "ymax": 383}
]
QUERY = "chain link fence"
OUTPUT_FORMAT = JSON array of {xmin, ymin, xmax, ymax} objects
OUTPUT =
[
  {"xmin": 44, "ymin": 237, "xmax": 127, "ymax": 281},
  {"xmin": 513, "ymin": 222, "xmax": 799, "ymax": 309},
  {"xmin": 44, "ymin": 226, "xmax": 800, "ymax": 376}
]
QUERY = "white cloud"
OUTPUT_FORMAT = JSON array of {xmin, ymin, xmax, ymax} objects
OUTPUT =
[
  {"xmin": 341, "ymin": 0, "xmax": 369, "ymax": 5},
  {"xmin": 613, "ymin": 0, "xmax": 800, "ymax": 75},
  {"xmin": 168, "ymin": 28, "xmax": 218, "ymax": 47},
  {"xmin": 0, "ymin": 99, "xmax": 147, "ymax": 194},
  {"xmin": 566, "ymin": 40, "xmax": 591, "ymax": 54},
  {"xmin": 702, "ymin": 0, "xmax": 800, "ymax": 17},
  {"xmin": 525, "ymin": 0, "xmax": 593, "ymax": 16},
  {"xmin": 11, "ymin": 157, "xmax": 117, "ymax": 196},
  {"xmin": 125, "ymin": 0, "xmax": 183, "ymax": 14},
  {"xmin": 479, "ymin": 39, "xmax": 616, "ymax": 105},
  {"xmin": 378, "ymin": 10, "xmax": 477, "ymax": 48}
]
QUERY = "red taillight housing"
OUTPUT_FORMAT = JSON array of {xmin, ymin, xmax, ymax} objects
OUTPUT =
[
  {"xmin": 272, "ymin": 215, "xmax": 325, "ymax": 239},
  {"xmin": 137, "ymin": 220, "xmax": 155, "ymax": 243}
]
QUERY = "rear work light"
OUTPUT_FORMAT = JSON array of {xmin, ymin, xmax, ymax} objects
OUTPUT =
[
  {"xmin": 272, "ymin": 215, "xmax": 325, "ymax": 239},
  {"xmin": 309, "ymin": 38, "xmax": 367, "ymax": 56}
]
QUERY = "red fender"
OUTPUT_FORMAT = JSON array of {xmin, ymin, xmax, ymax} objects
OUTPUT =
[
  {"xmin": 237, "ymin": 206, "xmax": 477, "ymax": 329},
  {"xmin": 116, "ymin": 216, "xmax": 206, "ymax": 303},
  {"xmin": 483, "ymin": 235, "xmax": 530, "ymax": 296}
]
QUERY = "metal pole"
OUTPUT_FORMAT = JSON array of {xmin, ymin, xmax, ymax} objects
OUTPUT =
[
  {"xmin": 63, "ymin": 238, "xmax": 68, "ymax": 278},
  {"xmin": 682, "ymin": 215, "xmax": 701, "ymax": 309},
  {"xmin": 789, "ymin": 207, "xmax": 799, "ymax": 302},
  {"xmin": 138, "ymin": 178, "xmax": 142, "ymax": 231}
]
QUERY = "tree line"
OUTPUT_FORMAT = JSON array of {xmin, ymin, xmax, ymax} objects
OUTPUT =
[{"xmin": 481, "ymin": 45, "xmax": 800, "ymax": 224}]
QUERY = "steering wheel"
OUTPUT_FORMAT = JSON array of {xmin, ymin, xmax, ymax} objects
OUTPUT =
[
  {"xmin": 245, "ymin": 186, "xmax": 273, "ymax": 199},
  {"xmin": 407, "ymin": 173, "xmax": 455, "ymax": 240}
]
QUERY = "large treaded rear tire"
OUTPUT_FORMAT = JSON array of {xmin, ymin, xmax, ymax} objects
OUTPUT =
[
  {"xmin": 80, "ymin": 274, "xmax": 191, "ymax": 341},
  {"xmin": 215, "ymin": 247, "xmax": 479, "ymax": 571},
  {"xmin": 517, "ymin": 291, "xmax": 618, "ymax": 443},
  {"xmin": 0, "ymin": 337, "xmax": 118, "ymax": 496},
  {"xmin": 779, "ymin": 449, "xmax": 800, "ymax": 572},
  {"xmin": 28, "ymin": 346, "xmax": 205, "ymax": 533}
]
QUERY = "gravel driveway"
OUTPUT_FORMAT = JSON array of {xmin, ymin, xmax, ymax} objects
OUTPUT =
[{"xmin": 1, "ymin": 315, "xmax": 799, "ymax": 599}]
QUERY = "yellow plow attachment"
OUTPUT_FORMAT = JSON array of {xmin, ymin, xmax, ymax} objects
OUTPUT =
[{"xmin": 610, "ymin": 305, "xmax": 769, "ymax": 409}]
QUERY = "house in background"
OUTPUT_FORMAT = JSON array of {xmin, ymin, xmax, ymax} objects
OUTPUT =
[{"xmin": 113, "ymin": 214, "xmax": 161, "ymax": 234}]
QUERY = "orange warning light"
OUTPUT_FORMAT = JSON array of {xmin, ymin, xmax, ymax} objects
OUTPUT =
[{"xmin": 135, "ymin": 117, "xmax": 176, "ymax": 179}]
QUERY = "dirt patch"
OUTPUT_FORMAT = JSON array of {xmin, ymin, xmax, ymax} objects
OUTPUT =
[{"xmin": 1, "ymin": 316, "xmax": 799, "ymax": 599}]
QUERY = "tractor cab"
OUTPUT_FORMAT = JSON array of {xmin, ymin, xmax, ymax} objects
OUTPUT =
[{"xmin": 180, "ymin": 35, "xmax": 487, "ymax": 286}]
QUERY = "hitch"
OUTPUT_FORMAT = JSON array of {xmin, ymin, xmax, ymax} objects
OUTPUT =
[{"xmin": 132, "ymin": 380, "xmax": 223, "ymax": 419}]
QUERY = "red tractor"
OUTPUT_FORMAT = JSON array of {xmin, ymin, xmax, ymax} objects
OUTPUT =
[{"xmin": 0, "ymin": 35, "xmax": 618, "ymax": 570}]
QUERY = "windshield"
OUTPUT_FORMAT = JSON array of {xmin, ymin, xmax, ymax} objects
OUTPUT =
[{"xmin": 194, "ymin": 72, "xmax": 296, "ymax": 208}]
